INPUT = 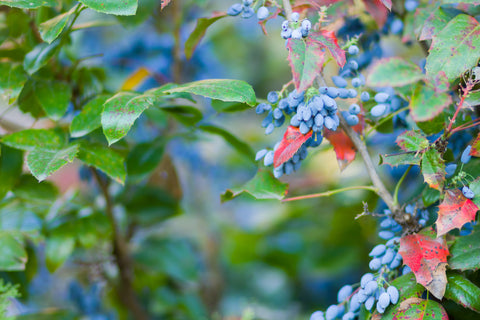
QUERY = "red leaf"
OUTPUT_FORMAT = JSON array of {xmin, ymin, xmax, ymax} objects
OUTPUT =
[
  {"xmin": 273, "ymin": 126, "xmax": 312, "ymax": 168},
  {"xmin": 436, "ymin": 189, "xmax": 479, "ymax": 236},
  {"xmin": 161, "ymin": 0, "xmax": 172, "ymax": 10},
  {"xmin": 470, "ymin": 133, "xmax": 480, "ymax": 157},
  {"xmin": 399, "ymin": 228, "xmax": 450, "ymax": 299},
  {"xmin": 310, "ymin": 30, "xmax": 346, "ymax": 68},
  {"xmin": 362, "ymin": 0, "xmax": 390, "ymax": 27},
  {"xmin": 324, "ymin": 116, "xmax": 363, "ymax": 170}
]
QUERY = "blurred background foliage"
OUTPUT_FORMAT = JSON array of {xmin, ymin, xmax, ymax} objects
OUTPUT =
[{"xmin": 0, "ymin": 0, "xmax": 432, "ymax": 319}]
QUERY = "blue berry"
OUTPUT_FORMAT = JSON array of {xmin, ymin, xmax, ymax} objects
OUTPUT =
[
  {"xmin": 273, "ymin": 166, "xmax": 284, "ymax": 178},
  {"xmin": 351, "ymin": 77, "xmax": 362, "ymax": 87},
  {"xmin": 319, "ymin": 87, "xmax": 328, "ymax": 94},
  {"xmin": 227, "ymin": 3, "xmax": 243, "ymax": 16},
  {"xmin": 301, "ymin": 19, "xmax": 311, "ymax": 31},
  {"xmin": 265, "ymin": 123, "xmax": 274, "ymax": 135},
  {"xmin": 264, "ymin": 151, "xmax": 274, "ymax": 166},
  {"xmin": 361, "ymin": 91, "xmax": 370, "ymax": 101},
  {"xmin": 405, "ymin": 0, "xmax": 418, "ymax": 12},
  {"xmin": 374, "ymin": 92, "xmax": 389, "ymax": 103},
  {"xmin": 390, "ymin": 19, "xmax": 403, "ymax": 34},
  {"xmin": 300, "ymin": 122, "xmax": 310, "ymax": 134},
  {"xmin": 462, "ymin": 186, "xmax": 475, "ymax": 199},
  {"xmin": 346, "ymin": 114, "xmax": 359, "ymax": 126},
  {"xmin": 257, "ymin": 6, "xmax": 269, "ymax": 20},
  {"xmin": 241, "ymin": 6, "xmax": 255, "ymax": 18},
  {"xmin": 461, "ymin": 145, "xmax": 472, "ymax": 164},
  {"xmin": 349, "ymin": 104, "xmax": 360, "ymax": 115},
  {"xmin": 379, "ymin": 230, "xmax": 395, "ymax": 240},
  {"xmin": 255, "ymin": 149, "xmax": 268, "ymax": 161},
  {"xmin": 348, "ymin": 45, "xmax": 359, "ymax": 55},
  {"xmin": 314, "ymin": 114, "xmax": 324, "ymax": 127},
  {"xmin": 291, "ymin": 28, "xmax": 302, "ymax": 39},
  {"xmin": 371, "ymin": 104, "xmax": 387, "ymax": 117},
  {"xmin": 243, "ymin": 0, "xmax": 253, "ymax": 5},
  {"xmin": 324, "ymin": 116, "xmax": 336, "ymax": 130},
  {"xmin": 326, "ymin": 87, "xmax": 340, "ymax": 98},
  {"xmin": 348, "ymin": 60, "xmax": 358, "ymax": 70},
  {"xmin": 332, "ymin": 76, "xmax": 348, "ymax": 88},
  {"xmin": 273, "ymin": 108, "xmax": 283, "ymax": 119},
  {"xmin": 291, "ymin": 12, "xmax": 300, "ymax": 22},
  {"xmin": 281, "ymin": 29, "xmax": 292, "ymax": 39},
  {"xmin": 261, "ymin": 111, "xmax": 273, "ymax": 127},
  {"xmin": 337, "ymin": 285, "xmax": 353, "ymax": 303},
  {"xmin": 290, "ymin": 114, "xmax": 300, "ymax": 127},
  {"xmin": 347, "ymin": 88, "xmax": 357, "ymax": 98},
  {"xmin": 282, "ymin": 20, "xmax": 289, "ymax": 31},
  {"xmin": 325, "ymin": 305, "xmax": 339, "ymax": 320},
  {"xmin": 387, "ymin": 286, "xmax": 399, "ymax": 304},
  {"xmin": 446, "ymin": 163, "xmax": 457, "ymax": 177},
  {"xmin": 310, "ymin": 311, "xmax": 325, "ymax": 320},
  {"xmin": 338, "ymin": 88, "xmax": 349, "ymax": 99},
  {"xmin": 267, "ymin": 91, "xmax": 279, "ymax": 104},
  {"xmin": 365, "ymin": 296, "xmax": 375, "ymax": 311},
  {"xmin": 381, "ymin": 248, "xmax": 395, "ymax": 265},
  {"xmin": 361, "ymin": 273, "xmax": 374, "ymax": 288},
  {"xmin": 369, "ymin": 244, "xmax": 386, "ymax": 257},
  {"xmin": 369, "ymin": 258, "xmax": 382, "ymax": 270}
]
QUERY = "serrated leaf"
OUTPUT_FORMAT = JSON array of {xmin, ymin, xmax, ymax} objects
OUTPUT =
[
  {"xmin": 409, "ymin": 84, "xmax": 452, "ymax": 122},
  {"xmin": 0, "ymin": 146, "xmax": 23, "ymax": 200},
  {"xmin": 77, "ymin": 141, "xmax": 126, "ymax": 184},
  {"xmin": 421, "ymin": 148, "xmax": 445, "ymax": 191},
  {"xmin": 70, "ymin": 95, "xmax": 109, "ymax": 138},
  {"xmin": 0, "ymin": 0, "xmax": 56, "ymax": 8},
  {"xmin": 470, "ymin": 133, "xmax": 480, "ymax": 157},
  {"xmin": 399, "ymin": 228, "xmax": 450, "ymax": 299},
  {"xmin": 436, "ymin": 189, "xmax": 478, "ymax": 236},
  {"xmin": 78, "ymin": 0, "xmax": 138, "ymax": 15},
  {"xmin": 0, "ymin": 232, "xmax": 27, "ymax": 271},
  {"xmin": 23, "ymin": 39, "xmax": 61, "ymax": 75},
  {"xmin": 164, "ymin": 79, "xmax": 256, "ymax": 106},
  {"xmin": 101, "ymin": 92, "xmax": 155, "ymax": 145},
  {"xmin": 310, "ymin": 30, "xmax": 346, "ymax": 68},
  {"xmin": 0, "ymin": 62, "xmax": 27, "ymax": 101},
  {"xmin": 38, "ymin": 8, "xmax": 74, "ymax": 43},
  {"xmin": 372, "ymin": 297, "xmax": 448, "ymax": 320},
  {"xmin": 445, "ymin": 272, "xmax": 480, "ymax": 313},
  {"xmin": 185, "ymin": 12, "xmax": 227, "ymax": 60},
  {"xmin": 26, "ymin": 144, "xmax": 79, "ymax": 181},
  {"xmin": 198, "ymin": 124, "xmax": 255, "ymax": 161},
  {"xmin": 221, "ymin": 169, "xmax": 288, "ymax": 202},
  {"xmin": 273, "ymin": 126, "xmax": 312, "ymax": 168},
  {"xmin": 380, "ymin": 152, "xmax": 421, "ymax": 167},
  {"xmin": 2, "ymin": 129, "xmax": 65, "ymax": 151},
  {"xmin": 426, "ymin": 14, "xmax": 480, "ymax": 82},
  {"xmin": 449, "ymin": 225, "xmax": 480, "ymax": 271},
  {"xmin": 396, "ymin": 130, "xmax": 429, "ymax": 152},
  {"xmin": 367, "ymin": 58, "xmax": 424, "ymax": 87},
  {"xmin": 287, "ymin": 37, "xmax": 325, "ymax": 93}
]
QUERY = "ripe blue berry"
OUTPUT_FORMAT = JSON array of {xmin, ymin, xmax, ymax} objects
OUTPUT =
[
  {"xmin": 337, "ymin": 285, "xmax": 353, "ymax": 303},
  {"xmin": 461, "ymin": 145, "xmax": 472, "ymax": 164},
  {"xmin": 361, "ymin": 91, "xmax": 370, "ymax": 101},
  {"xmin": 390, "ymin": 19, "xmax": 404, "ymax": 34},
  {"xmin": 325, "ymin": 305, "xmax": 339, "ymax": 320},
  {"xmin": 300, "ymin": 121, "xmax": 310, "ymax": 134},
  {"xmin": 257, "ymin": 6, "xmax": 269, "ymax": 20},
  {"xmin": 255, "ymin": 149, "xmax": 268, "ymax": 161},
  {"xmin": 369, "ymin": 258, "xmax": 381, "ymax": 270},
  {"xmin": 267, "ymin": 91, "xmax": 279, "ymax": 104},
  {"xmin": 369, "ymin": 244, "xmax": 386, "ymax": 257},
  {"xmin": 387, "ymin": 286, "xmax": 399, "ymax": 304},
  {"xmin": 281, "ymin": 29, "xmax": 292, "ymax": 39},
  {"xmin": 351, "ymin": 77, "xmax": 362, "ymax": 87},
  {"xmin": 365, "ymin": 296, "xmax": 375, "ymax": 311},
  {"xmin": 291, "ymin": 12, "xmax": 300, "ymax": 22},
  {"xmin": 301, "ymin": 19, "xmax": 311, "ymax": 31},
  {"xmin": 242, "ymin": 6, "xmax": 255, "ymax": 18},
  {"xmin": 346, "ymin": 114, "xmax": 359, "ymax": 126},
  {"xmin": 282, "ymin": 20, "xmax": 289, "ymax": 31},
  {"xmin": 446, "ymin": 163, "xmax": 457, "ymax": 177},
  {"xmin": 348, "ymin": 45, "xmax": 359, "ymax": 55},
  {"xmin": 462, "ymin": 186, "xmax": 475, "ymax": 199},
  {"xmin": 405, "ymin": 0, "xmax": 418, "ymax": 12},
  {"xmin": 332, "ymin": 76, "xmax": 348, "ymax": 88},
  {"xmin": 374, "ymin": 92, "xmax": 390, "ymax": 103},
  {"xmin": 371, "ymin": 104, "xmax": 387, "ymax": 117},
  {"xmin": 310, "ymin": 311, "xmax": 325, "ymax": 320},
  {"xmin": 326, "ymin": 87, "xmax": 340, "ymax": 98},
  {"xmin": 265, "ymin": 123, "xmax": 274, "ymax": 135},
  {"xmin": 291, "ymin": 28, "xmax": 302, "ymax": 39},
  {"xmin": 379, "ymin": 230, "xmax": 395, "ymax": 240},
  {"xmin": 242, "ymin": 0, "xmax": 253, "ymax": 6},
  {"xmin": 227, "ymin": 3, "xmax": 243, "ymax": 16},
  {"xmin": 347, "ymin": 89, "xmax": 357, "ymax": 98},
  {"xmin": 349, "ymin": 104, "xmax": 360, "ymax": 115},
  {"xmin": 264, "ymin": 151, "xmax": 274, "ymax": 166},
  {"xmin": 348, "ymin": 60, "xmax": 358, "ymax": 70}
]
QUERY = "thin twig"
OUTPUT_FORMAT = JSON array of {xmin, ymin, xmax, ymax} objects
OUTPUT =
[
  {"xmin": 282, "ymin": 0, "xmax": 293, "ymax": 20},
  {"xmin": 91, "ymin": 169, "xmax": 150, "ymax": 320},
  {"xmin": 393, "ymin": 165, "xmax": 412, "ymax": 207},
  {"xmin": 282, "ymin": 185, "xmax": 378, "ymax": 202}
]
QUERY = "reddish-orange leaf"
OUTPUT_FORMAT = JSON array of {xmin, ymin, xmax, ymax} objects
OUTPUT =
[
  {"xmin": 273, "ymin": 126, "xmax": 312, "ymax": 168},
  {"xmin": 399, "ymin": 228, "xmax": 450, "ymax": 299},
  {"xmin": 324, "ymin": 116, "xmax": 363, "ymax": 170},
  {"xmin": 470, "ymin": 132, "xmax": 480, "ymax": 157},
  {"xmin": 362, "ymin": 0, "xmax": 390, "ymax": 27},
  {"xmin": 310, "ymin": 30, "xmax": 346, "ymax": 68},
  {"xmin": 436, "ymin": 189, "xmax": 479, "ymax": 236},
  {"xmin": 161, "ymin": 0, "xmax": 172, "ymax": 10}
]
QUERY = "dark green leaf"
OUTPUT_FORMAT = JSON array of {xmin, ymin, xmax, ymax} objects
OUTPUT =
[
  {"xmin": 426, "ymin": 14, "xmax": 480, "ymax": 82},
  {"xmin": 26, "ymin": 144, "xmax": 79, "ymax": 181},
  {"xmin": 164, "ymin": 79, "xmax": 256, "ymax": 106},
  {"xmin": 210, "ymin": 100, "xmax": 251, "ymax": 113},
  {"xmin": 78, "ymin": 0, "xmax": 138, "ymax": 15},
  {"xmin": 13, "ymin": 175, "xmax": 59, "ymax": 203},
  {"xmin": 70, "ymin": 95, "xmax": 109, "ymax": 138},
  {"xmin": 45, "ymin": 232, "xmax": 75, "ymax": 272},
  {"xmin": 198, "ymin": 124, "xmax": 255, "ymax": 161},
  {"xmin": 396, "ymin": 130, "xmax": 429, "ymax": 152},
  {"xmin": 38, "ymin": 8, "xmax": 74, "ymax": 43},
  {"xmin": 391, "ymin": 273, "xmax": 425, "ymax": 301},
  {"xmin": 160, "ymin": 105, "xmax": 203, "ymax": 126},
  {"xmin": 0, "ymin": 232, "xmax": 27, "ymax": 271},
  {"xmin": 34, "ymin": 79, "xmax": 72, "ymax": 120},
  {"xmin": 117, "ymin": 0, "xmax": 159, "ymax": 27},
  {"xmin": 469, "ymin": 178, "xmax": 480, "ymax": 208},
  {"xmin": 449, "ymin": 225, "xmax": 480, "ymax": 271},
  {"xmin": 126, "ymin": 140, "xmax": 165, "ymax": 181},
  {"xmin": 2, "ymin": 129, "xmax": 65, "ymax": 151},
  {"xmin": 23, "ymin": 39, "xmax": 61, "ymax": 75},
  {"xmin": 409, "ymin": 84, "xmax": 452, "ymax": 122},
  {"xmin": 445, "ymin": 272, "xmax": 480, "ymax": 313},
  {"xmin": 77, "ymin": 141, "xmax": 126, "ymax": 184},
  {"xmin": 422, "ymin": 187, "xmax": 441, "ymax": 207},
  {"xmin": 421, "ymin": 148, "xmax": 445, "ymax": 191},
  {"xmin": 0, "ymin": 146, "xmax": 23, "ymax": 200},
  {"xmin": 0, "ymin": 62, "xmax": 27, "ymax": 102},
  {"xmin": 101, "ymin": 92, "xmax": 155, "ymax": 145},
  {"xmin": 367, "ymin": 57, "xmax": 424, "ymax": 87},
  {"xmin": 0, "ymin": 0, "xmax": 56, "ymax": 8},
  {"xmin": 221, "ymin": 169, "xmax": 288, "ymax": 202},
  {"xmin": 185, "ymin": 12, "xmax": 227, "ymax": 60},
  {"xmin": 380, "ymin": 152, "xmax": 421, "ymax": 167}
]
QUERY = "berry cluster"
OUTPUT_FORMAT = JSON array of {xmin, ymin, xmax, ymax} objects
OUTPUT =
[
  {"xmin": 281, "ymin": 12, "xmax": 311, "ymax": 39},
  {"xmin": 227, "ymin": 0, "xmax": 270, "ymax": 20},
  {"xmin": 460, "ymin": 145, "xmax": 476, "ymax": 199}
]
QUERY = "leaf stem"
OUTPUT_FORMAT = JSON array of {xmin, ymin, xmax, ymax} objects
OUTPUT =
[
  {"xmin": 393, "ymin": 165, "xmax": 412, "ymax": 207},
  {"xmin": 282, "ymin": 185, "xmax": 378, "ymax": 202},
  {"xmin": 446, "ymin": 79, "xmax": 475, "ymax": 136}
]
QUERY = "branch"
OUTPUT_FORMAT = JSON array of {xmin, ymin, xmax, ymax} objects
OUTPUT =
[
  {"xmin": 282, "ymin": 0, "xmax": 293, "ymax": 20},
  {"xmin": 338, "ymin": 114, "xmax": 399, "ymax": 213},
  {"xmin": 282, "ymin": 185, "xmax": 378, "ymax": 202},
  {"xmin": 91, "ymin": 169, "xmax": 150, "ymax": 320}
]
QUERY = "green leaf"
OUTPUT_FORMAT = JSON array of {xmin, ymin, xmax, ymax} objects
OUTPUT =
[
  {"xmin": 126, "ymin": 140, "xmax": 165, "ymax": 181},
  {"xmin": 70, "ymin": 95, "xmax": 109, "ymax": 138},
  {"xmin": 409, "ymin": 84, "xmax": 452, "ymax": 122},
  {"xmin": 160, "ymin": 105, "xmax": 203, "ymax": 126},
  {"xmin": 13, "ymin": 175, "xmax": 59, "ymax": 203},
  {"xmin": 164, "ymin": 79, "xmax": 256, "ymax": 106},
  {"xmin": 77, "ymin": 141, "xmax": 126, "ymax": 184},
  {"xmin": 2, "ymin": 129, "xmax": 65, "ymax": 151},
  {"xmin": 426, "ymin": 14, "xmax": 480, "ymax": 82},
  {"xmin": 0, "ymin": 0, "xmax": 56, "ymax": 8},
  {"xmin": 380, "ymin": 298, "xmax": 448, "ymax": 320},
  {"xmin": 0, "ymin": 62, "xmax": 27, "ymax": 102},
  {"xmin": 101, "ymin": 92, "xmax": 155, "ymax": 145},
  {"xmin": 221, "ymin": 169, "xmax": 288, "ymax": 202},
  {"xmin": 45, "ymin": 232, "xmax": 75, "ymax": 272},
  {"xmin": 23, "ymin": 39, "xmax": 61, "ymax": 75},
  {"xmin": 422, "ymin": 187, "xmax": 441, "ymax": 207},
  {"xmin": 449, "ymin": 225, "xmax": 480, "ymax": 271},
  {"xmin": 185, "ymin": 12, "xmax": 227, "ymax": 60},
  {"xmin": 380, "ymin": 152, "xmax": 421, "ymax": 167},
  {"xmin": 0, "ymin": 146, "xmax": 23, "ymax": 200},
  {"xmin": 469, "ymin": 178, "xmax": 480, "ymax": 208},
  {"xmin": 391, "ymin": 273, "xmax": 425, "ymax": 301},
  {"xmin": 445, "ymin": 272, "xmax": 480, "ymax": 313},
  {"xmin": 27, "ymin": 144, "xmax": 79, "ymax": 181},
  {"xmin": 396, "ymin": 130, "xmax": 429, "ymax": 152},
  {"xmin": 210, "ymin": 100, "xmax": 251, "ymax": 113},
  {"xmin": 0, "ymin": 232, "xmax": 27, "ymax": 271},
  {"xmin": 421, "ymin": 148, "xmax": 446, "ymax": 191},
  {"xmin": 367, "ymin": 57, "xmax": 425, "ymax": 87},
  {"xmin": 78, "ymin": 0, "xmax": 138, "ymax": 15},
  {"xmin": 198, "ymin": 124, "xmax": 255, "ymax": 161},
  {"xmin": 419, "ymin": 6, "xmax": 462, "ymax": 41},
  {"xmin": 34, "ymin": 79, "xmax": 72, "ymax": 120},
  {"xmin": 38, "ymin": 8, "xmax": 75, "ymax": 43},
  {"xmin": 116, "ymin": 0, "xmax": 159, "ymax": 27}
]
